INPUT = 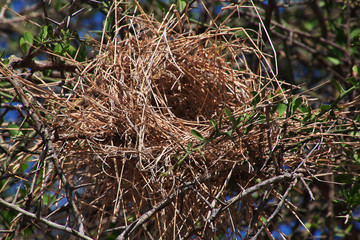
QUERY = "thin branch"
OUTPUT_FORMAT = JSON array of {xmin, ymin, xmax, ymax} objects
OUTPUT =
[
  {"xmin": 115, "ymin": 174, "xmax": 211, "ymax": 240},
  {"xmin": 208, "ymin": 172, "xmax": 300, "ymax": 224},
  {"xmin": 249, "ymin": 177, "xmax": 299, "ymax": 240},
  {"xmin": 9, "ymin": 0, "xmax": 81, "ymax": 70},
  {"xmin": 300, "ymin": 176, "xmax": 315, "ymax": 201},
  {"xmin": 0, "ymin": 197, "xmax": 93, "ymax": 240},
  {"xmin": 2, "ymin": 65, "xmax": 87, "ymax": 236}
]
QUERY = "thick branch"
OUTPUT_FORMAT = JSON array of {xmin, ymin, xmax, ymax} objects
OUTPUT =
[{"xmin": 10, "ymin": 59, "xmax": 77, "ymax": 72}]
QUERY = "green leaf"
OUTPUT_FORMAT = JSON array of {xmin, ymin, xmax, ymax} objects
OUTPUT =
[
  {"xmin": 39, "ymin": 25, "xmax": 48, "ymax": 40},
  {"xmin": 320, "ymin": 104, "xmax": 331, "ymax": 112},
  {"xmin": 298, "ymin": 104, "xmax": 309, "ymax": 114},
  {"xmin": 8, "ymin": 123, "xmax": 22, "ymax": 137},
  {"xmin": 291, "ymin": 97, "xmax": 303, "ymax": 113},
  {"xmin": 54, "ymin": 43, "xmax": 64, "ymax": 55},
  {"xmin": 47, "ymin": 25, "xmax": 54, "ymax": 39},
  {"xmin": 191, "ymin": 129, "xmax": 205, "ymax": 141},
  {"xmin": 277, "ymin": 103, "xmax": 287, "ymax": 117},
  {"xmin": 20, "ymin": 32, "xmax": 33, "ymax": 54},
  {"xmin": 66, "ymin": 44, "xmax": 77, "ymax": 58},
  {"xmin": 224, "ymin": 108, "xmax": 235, "ymax": 124},
  {"xmin": 331, "ymin": 79, "xmax": 344, "ymax": 93},
  {"xmin": 177, "ymin": 0, "xmax": 187, "ymax": 12},
  {"xmin": 210, "ymin": 119, "xmax": 216, "ymax": 127},
  {"xmin": 20, "ymin": 37, "xmax": 27, "ymax": 54},
  {"xmin": 345, "ymin": 77, "xmax": 359, "ymax": 87},
  {"xmin": 251, "ymin": 91, "xmax": 261, "ymax": 106},
  {"xmin": 105, "ymin": 11, "xmax": 115, "ymax": 37},
  {"xmin": 76, "ymin": 43, "xmax": 87, "ymax": 62},
  {"xmin": 326, "ymin": 56, "xmax": 341, "ymax": 65},
  {"xmin": 244, "ymin": 125, "xmax": 253, "ymax": 135},
  {"xmin": 353, "ymin": 65, "xmax": 359, "ymax": 75},
  {"xmin": 157, "ymin": 1, "xmax": 168, "ymax": 12},
  {"xmin": 0, "ymin": 49, "xmax": 5, "ymax": 58},
  {"xmin": 218, "ymin": 114, "xmax": 223, "ymax": 129},
  {"xmin": 24, "ymin": 31, "xmax": 33, "ymax": 45}
]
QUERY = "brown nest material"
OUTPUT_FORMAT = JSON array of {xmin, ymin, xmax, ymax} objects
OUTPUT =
[
  {"xmin": 55, "ymin": 14, "xmax": 270, "ymax": 235},
  {"xmin": 16, "ymin": 9, "xmax": 357, "ymax": 239}
]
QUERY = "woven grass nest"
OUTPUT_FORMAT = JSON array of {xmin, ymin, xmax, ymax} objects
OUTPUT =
[{"xmin": 43, "ymin": 11, "xmax": 347, "ymax": 237}]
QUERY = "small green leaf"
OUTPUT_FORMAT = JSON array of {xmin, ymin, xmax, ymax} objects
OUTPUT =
[
  {"xmin": 353, "ymin": 65, "xmax": 359, "ymax": 75},
  {"xmin": 218, "ymin": 115, "xmax": 223, "ymax": 129},
  {"xmin": 251, "ymin": 91, "xmax": 261, "ymax": 106},
  {"xmin": 210, "ymin": 119, "xmax": 216, "ymax": 127},
  {"xmin": 20, "ymin": 32, "xmax": 33, "ymax": 54},
  {"xmin": 54, "ymin": 43, "xmax": 64, "ymax": 55},
  {"xmin": 277, "ymin": 103, "xmax": 287, "ymax": 116},
  {"xmin": 39, "ymin": 25, "xmax": 48, "ymax": 40},
  {"xmin": 177, "ymin": 0, "xmax": 187, "ymax": 12},
  {"xmin": 244, "ymin": 125, "xmax": 253, "ymax": 135},
  {"xmin": 298, "ymin": 104, "xmax": 309, "ymax": 114},
  {"xmin": 105, "ymin": 11, "xmax": 115, "ymax": 37},
  {"xmin": 291, "ymin": 97, "xmax": 303, "ymax": 113},
  {"xmin": 157, "ymin": 1, "xmax": 168, "ymax": 12},
  {"xmin": 0, "ymin": 49, "xmax": 5, "ymax": 58},
  {"xmin": 66, "ymin": 44, "xmax": 77, "ymax": 58},
  {"xmin": 24, "ymin": 31, "xmax": 33, "ymax": 45},
  {"xmin": 47, "ymin": 25, "xmax": 54, "ymax": 39},
  {"xmin": 2, "ymin": 58, "xmax": 9, "ymax": 65},
  {"xmin": 345, "ymin": 77, "xmax": 358, "ymax": 87},
  {"xmin": 191, "ymin": 129, "xmax": 205, "ymax": 141},
  {"xmin": 320, "ymin": 104, "xmax": 331, "ymax": 112},
  {"xmin": 8, "ymin": 123, "xmax": 21, "ymax": 136},
  {"xmin": 224, "ymin": 108, "xmax": 235, "ymax": 124},
  {"xmin": 326, "ymin": 56, "xmax": 341, "ymax": 65},
  {"xmin": 20, "ymin": 37, "xmax": 28, "ymax": 54},
  {"xmin": 331, "ymin": 79, "xmax": 344, "ymax": 93},
  {"xmin": 76, "ymin": 43, "xmax": 87, "ymax": 62}
]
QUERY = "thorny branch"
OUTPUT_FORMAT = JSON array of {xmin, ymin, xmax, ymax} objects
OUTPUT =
[
  {"xmin": 207, "ymin": 172, "xmax": 301, "ymax": 224},
  {"xmin": 115, "ymin": 174, "xmax": 211, "ymax": 240},
  {"xmin": 1, "ymin": 64, "xmax": 88, "ymax": 237},
  {"xmin": 9, "ymin": 0, "xmax": 81, "ymax": 70},
  {"xmin": 248, "ymin": 177, "xmax": 299, "ymax": 240},
  {"xmin": 0, "ymin": 197, "xmax": 93, "ymax": 240}
]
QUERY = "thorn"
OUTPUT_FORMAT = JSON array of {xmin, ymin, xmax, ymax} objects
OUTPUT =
[
  {"xmin": 46, "ymin": 17, "xmax": 60, "ymax": 25},
  {"xmin": 66, "ymin": 16, "xmax": 71, "ymax": 28},
  {"xmin": 72, "ymin": 8, "xmax": 85, "ymax": 18}
]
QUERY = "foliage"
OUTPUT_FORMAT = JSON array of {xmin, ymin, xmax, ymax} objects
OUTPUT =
[{"xmin": 0, "ymin": 0, "xmax": 360, "ymax": 239}]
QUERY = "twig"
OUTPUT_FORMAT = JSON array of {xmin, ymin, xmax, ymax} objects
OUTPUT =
[
  {"xmin": 204, "ymin": 163, "xmax": 236, "ymax": 234},
  {"xmin": 9, "ymin": 0, "xmax": 81, "ymax": 70},
  {"xmin": 249, "ymin": 177, "xmax": 299, "ymax": 240},
  {"xmin": 2, "ymin": 65, "xmax": 87, "ymax": 236},
  {"xmin": 300, "ymin": 176, "xmax": 315, "ymax": 201},
  {"xmin": 0, "ymin": 197, "xmax": 93, "ymax": 240},
  {"xmin": 244, "ymin": 187, "xmax": 272, "ymax": 239},
  {"xmin": 208, "ymin": 172, "xmax": 300, "ymax": 224},
  {"xmin": 115, "ymin": 174, "xmax": 211, "ymax": 240}
]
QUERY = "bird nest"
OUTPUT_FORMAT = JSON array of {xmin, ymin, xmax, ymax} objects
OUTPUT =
[{"xmin": 16, "ymin": 9, "xmax": 354, "ymax": 239}]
